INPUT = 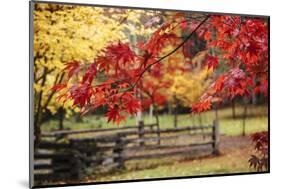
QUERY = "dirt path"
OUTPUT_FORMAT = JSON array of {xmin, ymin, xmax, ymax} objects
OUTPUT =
[{"xmin": 220, "ymin": 135, "xmax": 252, "ymax": 152}]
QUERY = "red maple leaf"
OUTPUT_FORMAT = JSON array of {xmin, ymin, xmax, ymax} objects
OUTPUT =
[
  {"xmin": 204, "ymin": 30, "xmax": 212, "ymax": 41},
  {"xmin": 95, "ymin": 56, "xmax": 111, "ymax": 73},
  {"xmin": 192, "ymin": 100, "xmax": 212, "ymax": 113},
  {"xmin": 64, "ymin": 61, "xmax": 80, "ymax": 79},
  {"xmin": 140, "ymin": 23, "xmax": 178, "ymax": 55},
  {"xmin": 122, "ymin": 92, "xmax": 141, "ymax": 114},
  {"xmin": 206, "ymin": 55, "xmax": 219, "ymax": 70},
  {"xmin": 106, "ymin": 106, "xmax": 126, "ymax": 125},
  {"xmin": 214, "ymin": 75, "xmax": 225, "ymax": 91},
  {"xmin": 180, "ymin": 20, "xmax": 188, "ymax": 30},
  {"xmin": 82, "ymin": 63, "xmax": 97, "ymax": 84},
  {"xmin": 254, "ymin": 79, "xmax": 268, "ymax": 96},
  {"xmin": 50, "ymin": 83, "xmax": 67, "ymax": 92},
  {"xmin": 106, "ymin": 42, "xmax": 136, "ymax": 66},
  {"xmin": 69, "ymin": 84, "xmax": 93, "ymax": 108},
  {"xmin": 92, "ymin": 89, "xmax": 107, "ymax": 109}
]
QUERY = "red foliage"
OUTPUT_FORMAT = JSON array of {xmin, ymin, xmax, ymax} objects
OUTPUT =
[
  {"xmin": 53, "ymin": 42, "xmax": 144, "ymax": 124},
  {"xmin": 95, "ymin": 56, "xmax": 111, "ymax": 73},
  {"xmin": 206, "ymin": 55, "xmax": 219, "ymax": 70},
  {"xmin": 51, "ymin": 83, "xmax": 67, "ymax": 92},
  {"xmin": 249, "ymin": 131, "xmax": 268, "ymax": 171},
  {"xmin": 140, "ymin": 62, "xmax": 171, "ymax": 110},
  {"xmin": 254, "ymin": 79, "xmax": 268, "ymax": 97},
  {"xmin": 123, "ymin": 95, "xmax": 141, "ymax": 114},
  {"xmin": 209, "ymin": 16, "xmax": 268, "ymax": 77},
  {"xmin": 64, "ymin": 61, "xmax": 80, "ymax": 79},
  {"xmin": 192, "ymin": 16, "xmax": 268, "ymax": 113},
  {"xmin": 82, "ymin": 63, "xmax": 97, "ymax": 84},
  {"xmin": 69, "ymin": 83, "xmax": 93, "ymax": 108},
  {"xmin": 192, "ymin": 68, "xmax": 255, "ymax": 113},
  {"xmin": 106, "ymin": 106, "xmax": 126, "ymax": 125},
  {"xmin": 106, "ymin": 42, "xmax": 136, "ymax": 66},
  {"xmin": 52, "ymin": 14, "xmax": 268, "ymax": 125},
  {"xmin": 192, "ymin": 100, "xmax": 212, "ymax": 113},
  {"xmin": 138, "ymin": 23, "xmax": 178, "ymax": 55},
  {"xmin": 97, "ymin": 42, "xmax": 137, "ymax": 75}
]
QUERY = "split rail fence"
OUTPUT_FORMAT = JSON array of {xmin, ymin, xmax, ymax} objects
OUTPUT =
[{"xmin": 34, "ymin": 120, "xmax": 219, "ymax": 182}]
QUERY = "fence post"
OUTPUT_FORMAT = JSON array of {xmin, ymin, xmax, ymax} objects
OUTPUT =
[
  {"xmin": 69, "ymin": 140, "xmax": 84, "ymax": 180},
  {"xmin": 113, "ymin": 133, "xmax": 124, "ymax": 169},
  {"xmin": 212, "ymin": 119, "xmax": 220, "ymax": 155},
  {"xmin": 138, "ymin": 120, "xmax": 145, "ymax": 146},
  {"xmin": 149, "ymin": 124, "xmax": 153, "ymax": 131},
  {"xmin": 156, "ymin": 123, "xmax": 161, "ymax": 145}
]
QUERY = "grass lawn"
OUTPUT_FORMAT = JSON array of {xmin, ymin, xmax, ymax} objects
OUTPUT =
[{"xmin": 42, "ymin": 105, "xmax": 268, "ymax": 136}]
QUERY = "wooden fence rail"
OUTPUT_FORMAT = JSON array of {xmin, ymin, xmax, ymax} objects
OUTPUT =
[
  {"xmin": 34, "ymin": 121, "xmax": 219, "ymax": 183},
  {"xmin": 41, "ymin": 123, "xmax": 158, "ymax": 138}
]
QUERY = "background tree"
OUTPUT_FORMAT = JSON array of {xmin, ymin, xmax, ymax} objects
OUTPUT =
[{"xmin": 163, "ymin": 50, "xmax": 213, "ymax": 127}]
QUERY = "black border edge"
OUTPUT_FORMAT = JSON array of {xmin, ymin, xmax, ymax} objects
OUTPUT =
[
  {"xmin": 32, "ymin": 0, "xmax": 270, "ymax": 18},
  {"xmin": 29, "ymin": 0, "xmax": 270, "ymax": 188},
  {"xmin": 267, "ymin": 16, "xmax": 270, "ymax": 173},
  {"xmin": 32, "ymin": 171, "xmax": 269, "ymax": 188},
  {"xmin": 29, "ymin": 1, "xmax": 35, "ymax": 188}
]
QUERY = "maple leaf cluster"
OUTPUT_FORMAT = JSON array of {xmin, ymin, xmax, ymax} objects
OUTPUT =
[
  {"xmin": 192, "ymin": 68, "xmax": 252, "ymax": 113},
  {"xmin": 51, "ymin": 22, "xmax": 184, "ymax": 124},
  {"xmin": 192, "ymin": 100, "xmax": 212, "ymax": 113},
  {"xmin": 51, "ymin": 42, "xmax": 142, "ymax": 124},
  {"xmin": 138, "ymin": 23, "xmax": 178, "ymax": 56},
  {"xmin": 50, "ymin": 13, "xmax": 268, "ymax": 124},
  {"xmin": 191, "ymin": 16, "xmax": 268, "ymax": 112},
  {"xmin": 141, "ymin": 70, "xmax": 171, "ymax": 110},
  {"xmin": 248, "ymin": 131, "xmax": 268, "ymax": 171}
]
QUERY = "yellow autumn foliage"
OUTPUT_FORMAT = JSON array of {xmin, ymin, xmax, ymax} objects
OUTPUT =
[
  {"xmin": 162, "ymin": 49, "xmax": 213, "ymax": 108},
  {"xmin": 169, "ymin": 67, "xmax": 213, "ymax": 107}
]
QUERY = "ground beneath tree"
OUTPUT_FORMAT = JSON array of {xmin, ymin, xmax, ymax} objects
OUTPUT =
[{"xmin": 220, "ymin": 135, "xmax": 252, "ymax": 152}]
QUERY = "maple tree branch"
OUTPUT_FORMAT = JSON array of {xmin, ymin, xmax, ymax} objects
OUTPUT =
[
  {"xmin": 83, "ymin": 15, "xmax": 210, "ymax": 102},
  {"xmin": 35, "ymin": 68, "xmax": 55, "ymax": 83},
  {"xmin": 60, "ymin": 15, "xmax": 210, "ymax": 109},
  {"xmin": 130, "ymin": 15, "xmax": 210, "ymax": 89},
  {"xmin": 43, "ymin": 72, "xmax": 65, "ymax": 109}
]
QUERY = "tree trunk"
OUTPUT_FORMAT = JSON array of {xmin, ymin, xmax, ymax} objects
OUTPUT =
[
  {"xmin": 135, "ymin": 88, "xmax": 142, "ymax": 125},
  {"xmin": 192, "ymin": 115, "xmax": 195, "ymax": 127},
  {"xmin": 214, "ymin": 103, "xmax": 219, "ymax": 121},
  {"xmin": 242, "ymin": 103, "xmax": 248, "ymax": 136},
  {"xmin": 34, "ymin": 71, "xmax": 65, "ymax": 145},
  {"xmin": 168, "ymin": 102, "xmax": 172, "ymax": 114},
  {"xmin": 198, "ymin": 113, "xmax": 202, "ymax": 125},
  {"xmin": 232, "ymin": 98, "xmax": 236, "ymax": 119},
  {"xmin": 34, "ymin": 94, "xmax": 43, "ymax": 145},
  {"xmin": 154, "ymin": 104, "xmax": 160, "ymax": 145},
  {"xmin": 173, "ymin": 98, "xmax": 179, "ymax": 128},
  {"xmin": 252, "ymin": 78, "xmax": 257, "ymax": 105},
  {"xmin": 174, "ymin": 109, "xmax": 178, "ymax": 128},
  {"xmin": 58, "ymin": 107, "xmax": 64, "ymax": 130},
  {"xmin": 136, "ymin": 110, "xmax": 142, "ymax": 125},
  {"xmin": 149, "ymin": 104, "xmax": 154, "ymax": 123},
  {"xmin": 34, "ymin": 115, "xmax": 41, "ymax": 146},
  {"xmin": 34, "ymin": 68, "xmax": 48, "ymax": 145},
  {"xmin": 75, "ymin": 113, "xmax": 83, "ymax": 122}
]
